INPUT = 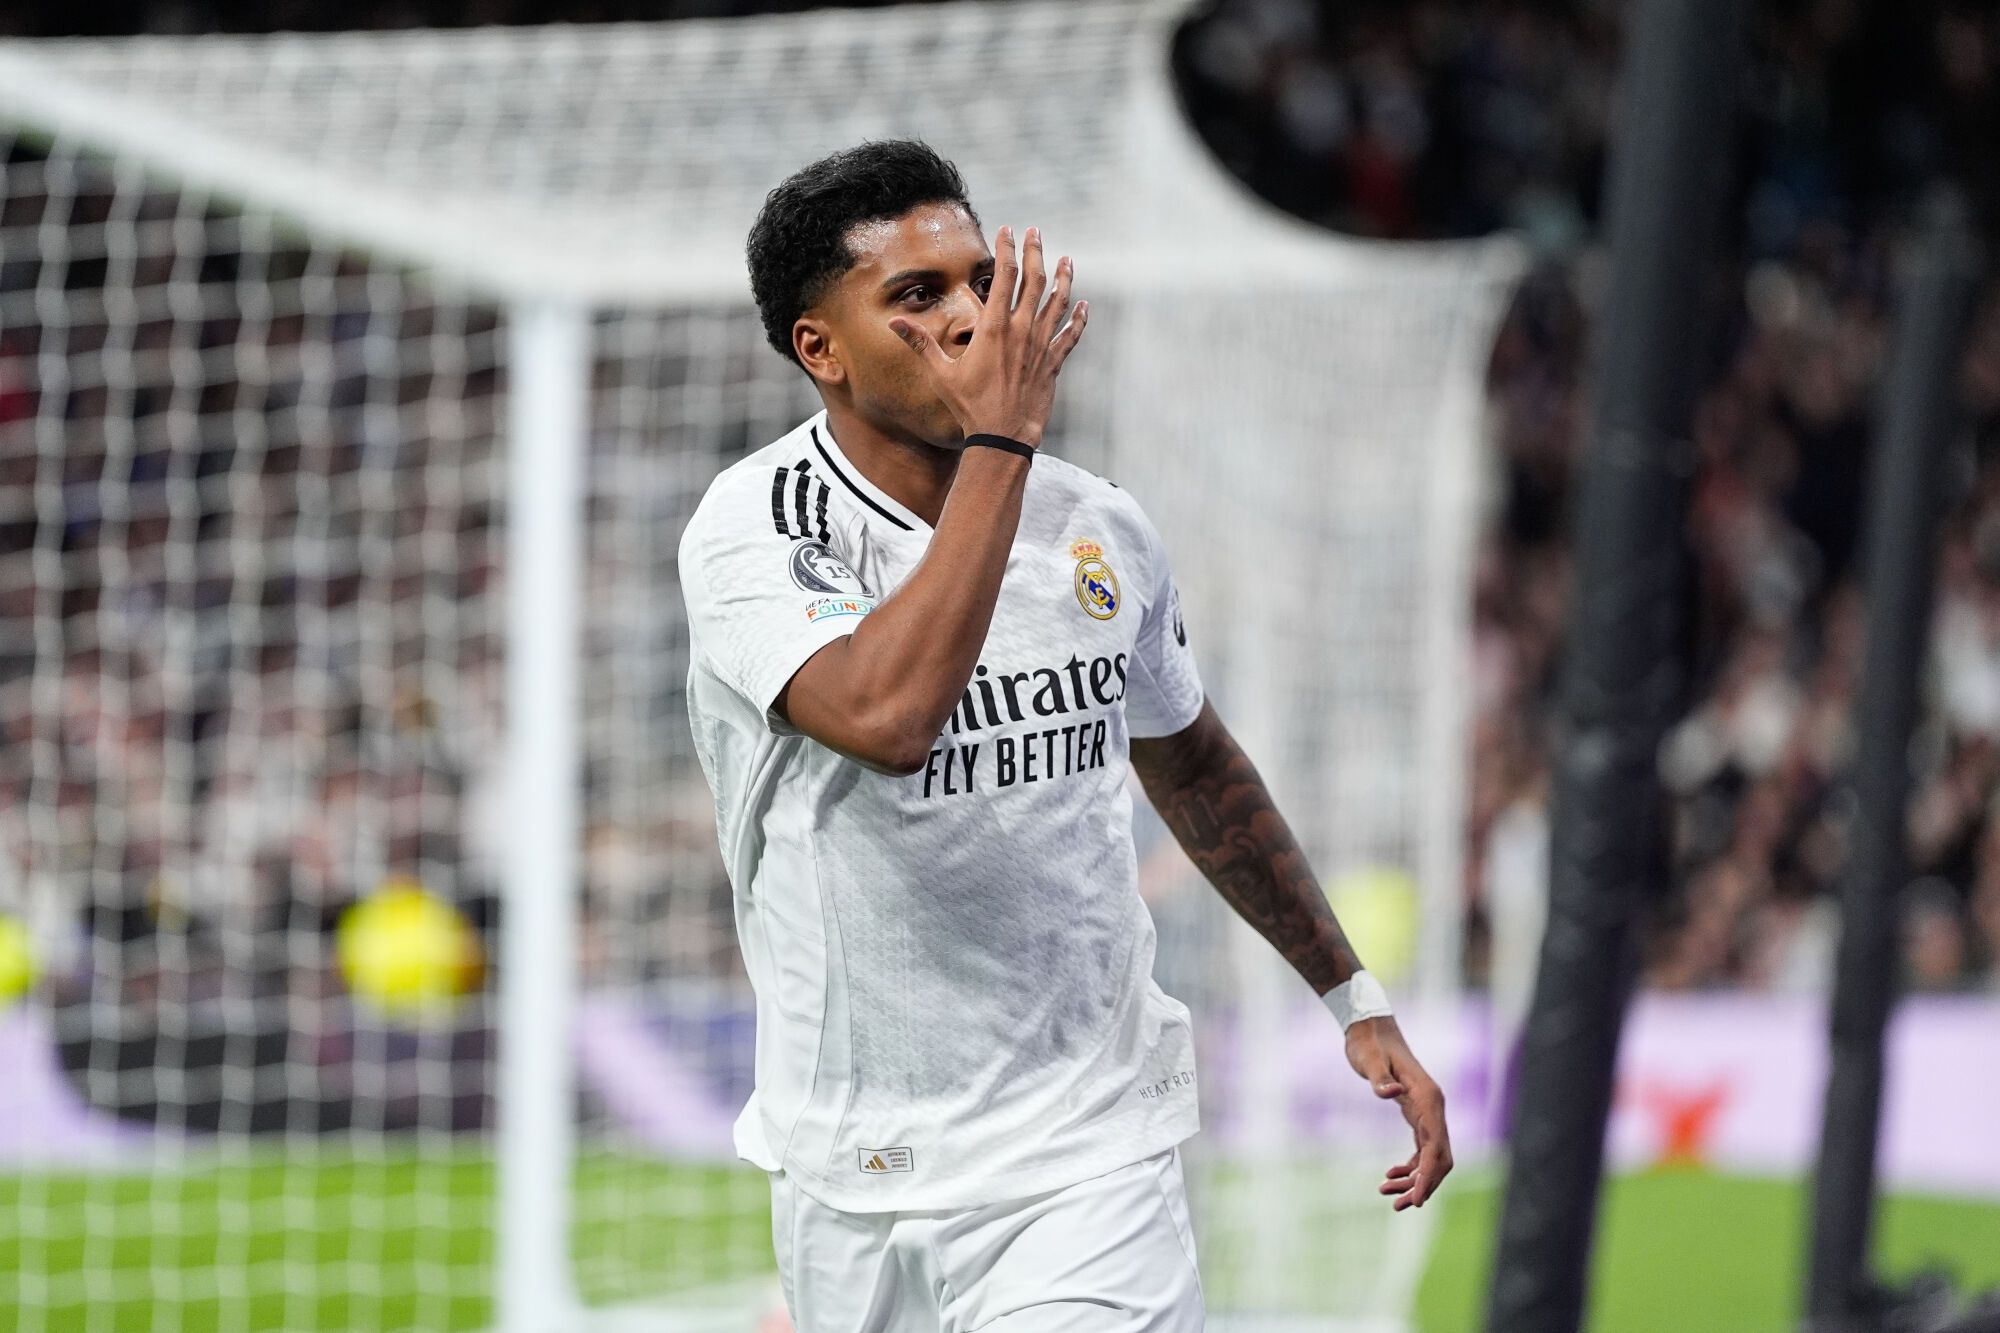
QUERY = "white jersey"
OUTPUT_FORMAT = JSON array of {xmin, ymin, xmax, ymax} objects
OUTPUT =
[{"xmin": 679, "ymin": 410, "xmax": 1205, "ymax": 1212}]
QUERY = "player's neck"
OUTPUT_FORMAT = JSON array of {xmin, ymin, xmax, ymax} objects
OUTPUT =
[{"xmin": 821, "ymin": 405, "xmax": 958, "ymax": 529}]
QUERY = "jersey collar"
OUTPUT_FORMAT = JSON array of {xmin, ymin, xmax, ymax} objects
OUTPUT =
[{"xmin": 809, "ymin": 412, "xmax": 933, "ymax": 535}]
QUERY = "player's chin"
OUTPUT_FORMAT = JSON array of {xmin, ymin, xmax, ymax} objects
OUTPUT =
[{"xmin": 919, "ymin": 406, "xmax": 967, "ymax": 451}]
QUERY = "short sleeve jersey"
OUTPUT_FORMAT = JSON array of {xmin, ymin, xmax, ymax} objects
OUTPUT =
[{"xmin": 679, "ymin": 411, "xmax": 1204, "ymax": 1212}]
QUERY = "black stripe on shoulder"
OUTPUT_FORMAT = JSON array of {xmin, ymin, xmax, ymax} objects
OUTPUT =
[
  {"xmin": 792, "ymin": 461, "xmax": 813, "ymax": 542},
  {"xmin": 812, "ymin": 480, "xmax": 830, "ymax": 542},
  {"xmin": 770, "ymin": 465, "xmax": 795, "ymax": 538},
  {"xmin": 812, "ymin": 427, "xmax": 913, "ymax": 532}
]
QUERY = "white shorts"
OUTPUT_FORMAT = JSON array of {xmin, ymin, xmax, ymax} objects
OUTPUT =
[{"xmin": 770, "ymin": 1146, "xmax": 1205, "ymax": 1332}]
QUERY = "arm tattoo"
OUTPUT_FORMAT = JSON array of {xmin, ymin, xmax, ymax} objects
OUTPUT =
[{"xmin": 1130, "ymin": 701, "xmax": 1364, "ymax": 995}]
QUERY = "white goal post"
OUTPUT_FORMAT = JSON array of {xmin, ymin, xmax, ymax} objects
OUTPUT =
[{"xmin": 0, "ymin": 3, "xmax": 1520, "ymax": 1329}]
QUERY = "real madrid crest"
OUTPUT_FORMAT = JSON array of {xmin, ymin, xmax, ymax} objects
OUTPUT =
[{"xmin": 1070, "ymin": 539, "xmax": 1120, "ymax": 621}]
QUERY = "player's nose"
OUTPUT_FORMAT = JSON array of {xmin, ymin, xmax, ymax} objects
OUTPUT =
[{"xmin": 943, "ymin": 289, "xmax": 980, "ymax": 350}]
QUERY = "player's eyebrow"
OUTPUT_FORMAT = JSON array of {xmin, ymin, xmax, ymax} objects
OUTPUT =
[{"xmin": 878, "ymin": 256, "xmax": 995, "ymax": 293}]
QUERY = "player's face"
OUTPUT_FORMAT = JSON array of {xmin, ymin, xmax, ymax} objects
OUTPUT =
[{"xmin": 808, "ymin": 203, "xmax": 995, "ymax": 447}]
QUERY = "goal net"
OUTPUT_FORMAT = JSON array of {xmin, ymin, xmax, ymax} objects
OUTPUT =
[{"xmin": 0, "ymin": 3, "xmax": 1518, "ymax": 1329}]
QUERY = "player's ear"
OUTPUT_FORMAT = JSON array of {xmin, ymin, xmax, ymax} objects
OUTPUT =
[{"xmin": 793, "ymin": 317, "xmax": 844, "ymax": 388}]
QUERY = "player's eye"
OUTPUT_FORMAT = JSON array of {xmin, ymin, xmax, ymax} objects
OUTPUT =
[
  {"xmin": 899, "ymin": 285, "xmax": 936, "ymax": 308},
  {"xmin": 974, "ymin": 275, "xmax": 994, "ymax": 302}
]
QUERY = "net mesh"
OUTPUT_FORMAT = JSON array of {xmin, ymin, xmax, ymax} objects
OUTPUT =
[
  {"xmin": 0, "ymin": 146, "xmax": 508, "ymax": 1330},
  {"xmin": 0, "ymin": 3, "xmax": 1518, "ymax": 1328}
]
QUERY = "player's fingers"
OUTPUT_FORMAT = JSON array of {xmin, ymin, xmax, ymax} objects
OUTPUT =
[
  {"xmin": 888, "ymin": 318, "xmax": 953, "ymax": 371},
  {"xmin": 1390, "ymin": 1152, "xmax": 1434, "ymax": 1209},
  {"xmin": 1046, "ymin": 299, "xmax": 1088, "ymax": 374},
  {"xmin": 1379, "ymin": 1150, "xmax": 1419, "ymax": 1197},
  {"xmin": 1406, "ymin": 1135, "xmax": 1450, "ymax": 1208},
  {"xmin": 1374, "ymin": 1078, "xmax": 1408, "ymax": 1100},
  {"xmin": 1037, "ymin": 256, "xmax": 1074, "ymax": 339},
  {"xmin": 1016, "ymin": 226, "xmax": 1048, "ymax": 319},
  {"xmin": 987, "ymin": 226, "xmax": 1018, "ymax": 323}
]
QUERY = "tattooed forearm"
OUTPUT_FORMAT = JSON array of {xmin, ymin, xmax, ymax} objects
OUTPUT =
[{"xmin": 1130, "ymin": 699, "xmax": 1364, "ymax": 994}]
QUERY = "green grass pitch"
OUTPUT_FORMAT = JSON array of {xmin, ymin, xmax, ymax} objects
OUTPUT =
[
  {"xmin": 1419, "ymin": 1168, "xmax": 2000, "ymax": 1332},
  {"xmin": 3, "ymin": 1152, "xmax": 1997, "ymax": 1331}
]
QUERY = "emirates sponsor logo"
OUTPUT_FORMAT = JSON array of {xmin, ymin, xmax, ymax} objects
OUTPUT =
[{"xmin": 948, "ymin": 653, "xmax": 1127, "ymax": 735}]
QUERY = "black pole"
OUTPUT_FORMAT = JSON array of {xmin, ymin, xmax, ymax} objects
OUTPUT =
[
  {"xmin": 1805, "ymin": 196, "xmax": 1981, "ymax": 1332},
  {"xmin": 1486, "ymin": 1, "xmax": 1744, "ymax": 1329}
]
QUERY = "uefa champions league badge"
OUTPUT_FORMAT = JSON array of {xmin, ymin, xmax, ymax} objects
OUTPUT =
[
  {"xmin": 789, "ymin": 539, "xmax": 870, "ymax": 596},
  {"xmin": 1070, "ymin": 539, "xmax": 1120, "ymax": 621}
]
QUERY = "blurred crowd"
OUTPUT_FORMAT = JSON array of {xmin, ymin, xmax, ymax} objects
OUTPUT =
[
  {"xmin": 1471, "ymin": 256, "xmax": 2000, "ymax": 996},
  {"xmin": 1179, "ymin": 0, "xmax": 2000, "ymax": 992}
]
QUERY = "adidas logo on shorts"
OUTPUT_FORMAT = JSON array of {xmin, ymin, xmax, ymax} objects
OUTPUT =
[{"xmin": 857, "ymin": 1147, "xmax": 914, "ymax": 1174}]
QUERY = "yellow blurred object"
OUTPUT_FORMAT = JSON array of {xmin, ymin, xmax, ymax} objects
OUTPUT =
[
  {"xmin": 0, "ymin": 914, "xmax": 36, "ymax": 1007},
  {"xmin": 336, "ymin": 879, "xmax": 484, "ymax": 1017},
  {"xmin": 1324, "ymin": 865, "xmax": 1419, "ymax": 986}
]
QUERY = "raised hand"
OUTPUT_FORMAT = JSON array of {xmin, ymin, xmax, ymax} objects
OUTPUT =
[
  {"xmin": 887, "ymin": 225, "xmax": 1086, "ymax": 448},
  {"xmin": 1347, "ymin": 1017, "xmax": 1453, "ymax": 1210}
]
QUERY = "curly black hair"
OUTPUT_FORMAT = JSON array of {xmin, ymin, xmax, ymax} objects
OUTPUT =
[{"xmin": 747, "ymin": 140, "xmax": 979, "ymax": 367}]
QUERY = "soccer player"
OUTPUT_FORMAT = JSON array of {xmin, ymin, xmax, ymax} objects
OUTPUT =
[{"xmin": 680, "ymin": 141, "xmax": 1450, "ymax": 1331}]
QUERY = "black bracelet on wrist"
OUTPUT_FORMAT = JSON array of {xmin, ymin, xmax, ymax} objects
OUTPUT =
[{"xmin": 963, "ymin": 433, "xmax": 1037, "ymax": 460}]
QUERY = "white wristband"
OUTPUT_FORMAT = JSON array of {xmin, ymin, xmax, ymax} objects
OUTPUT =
[{"xmin": 1322, "ymin": 971, "xmax": 1394, "ymax": 1032}]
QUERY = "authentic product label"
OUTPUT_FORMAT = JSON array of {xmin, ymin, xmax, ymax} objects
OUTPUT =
[
  {"xmin": 857, "ymin": 1147, "xmax": 914, "ymax": 1174},
  {"xmin": 918, "ymin": 652, "xmax": 1129, "ymax": 797}
]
